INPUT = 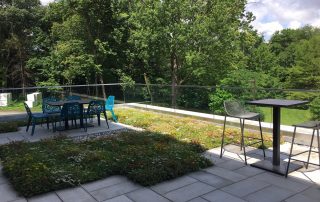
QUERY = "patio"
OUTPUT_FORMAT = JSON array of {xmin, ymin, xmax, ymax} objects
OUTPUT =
[{"xmin": 0, "ymin": 114, "xmax": 319, "ymax": 202}]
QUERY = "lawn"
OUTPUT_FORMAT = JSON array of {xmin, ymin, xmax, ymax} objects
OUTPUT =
[
  {"xmin": 0, "ymin": 131, "xmax": 211, "ymax": 197},
  {"xmin": 259, "ymin": 107, "xmax": 311, "ymax": 125}
]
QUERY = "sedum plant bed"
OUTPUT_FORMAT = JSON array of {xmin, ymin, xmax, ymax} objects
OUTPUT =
[
  {"xmin": 116, "ymin": 108, "xmax": 274, "ymax": 149},
  {"xmin": 0, "ymin": 131, "xmax": 211, "ymax": 197}
]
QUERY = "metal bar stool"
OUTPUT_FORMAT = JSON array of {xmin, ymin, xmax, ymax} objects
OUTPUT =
[
  {"xmin": 285, "ymin": 121, "xmax": 320, "ymax": 177},
  {"xmin": 220, "ymin": 100, "xmax": 266, "ymax": 165}
]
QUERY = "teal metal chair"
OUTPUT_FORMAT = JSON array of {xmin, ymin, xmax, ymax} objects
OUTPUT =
[
  {"xmin": 42, "ymin": 97, "xmax": 61, "ymax": 114},
  {"xmin": 105, "ymin": 96, "xmax": 117, "ymax": 122},
  {"xmin": 24, "ymin": 102, "xmax": 50, "ymax": 136},
  {"xmin": 85, "ymin": 100, "xmax": 109, "ymax": 131},
  {"xmin": 57, "ymin": 102, "xmax": 83, "ymax": 130},
  {"xmin": 66, "ymin": 95, "xmax": 81, "ymax": 101}
]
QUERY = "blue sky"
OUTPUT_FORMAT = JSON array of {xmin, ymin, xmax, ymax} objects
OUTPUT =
[{"xmin": 40, "ymin": 0, "xmax": 320, "ymax": 40}]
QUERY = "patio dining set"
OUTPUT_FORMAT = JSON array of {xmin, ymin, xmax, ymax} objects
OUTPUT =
[{"xmin": 23, "ymin": 95, "xmax": 118, "ymax": 136}]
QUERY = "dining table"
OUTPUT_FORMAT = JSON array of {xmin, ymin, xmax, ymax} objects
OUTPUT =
[
  {"xmin": 47, "ymin": 100, "xmax": 92, "ymax": 130},
  {"xmin": 246, "ymin": 99, "xmax": 309, "ymax": 175}
]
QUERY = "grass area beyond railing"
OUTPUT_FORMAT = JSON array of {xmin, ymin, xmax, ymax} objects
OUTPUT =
[{"xmin": 0, "ymin": 131, "xmax": 211, "ymax": 197}]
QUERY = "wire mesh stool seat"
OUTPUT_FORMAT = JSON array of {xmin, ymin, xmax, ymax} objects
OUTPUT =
[
  {"xmin": 285, "ymin": 121, "xmax": 320, "ymax": 177},
  {"xmin": 220, "ymin": 100, "xmax": 266, "ymax": 165}
]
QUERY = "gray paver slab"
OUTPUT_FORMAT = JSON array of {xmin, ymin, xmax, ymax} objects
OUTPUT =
[
  {"xmin": 90, "ymin": 181, "xmax": 141, "ymax": 201},
  {"xmin": 126, "ymin": 188, "xmax": 170, "ymax": 202},
  {"xmin": 253, "ymin": 172, "xmax": 310, "ymax": 192},
  {"xmin": 202, "ymin": 190, "xmax": 246, "ymax": 202},
  {"xmin": 204, "ymin": 167, "xmax": 246, "ymax": 182},
  {"xmin": 56, "ymin": 187, "xmax": 96, "ymax": 202},
  {"xmin": 216, "ymin": 160, "xmax": 246, "ymax": 171},
  {"xmin": 233, "ymin": 165, "xmax": 265, "ymax": 177},
  {"xmin": 285, "ymin": 193, "xmax": 319, "ymax": 202},
  {"xmin": 82, "ymin": 176, "xmax": 128, "ymax": 192},
  {"xmin": 151, "ymin": 176, "xmax": 198, "ymax": 195},
  {"xmin": 245, "ymin": 185, "xmax": 294, "ymax": 202},
  {"xmin": 164, "ymin": 182, "xmax": 215, "ymax": 202},
  {"xmin": 103, "ymin": 195, "xmax": 133, "ymax": 202},
  {"xmin": 0, "ymin": 183, "xmax": 22, "ymax": 202},
  {"xmin": 301, "ymin": 186, "xmax": 320, "ymax": 201},
  {"xmin": 221, "ymin": 177, "xmax": 270, "ymax": 197},
  {"xmin": 28, "ymin": 192, "xmax": 61, "ymax": 202},
  {"xmin": 188, "ymin": 171, "xmax": 232, "ymax": 188},
  {"xmin": 187, "ymin": 197, "xmax": 208, "ymax": 202},
  {"xmin": 10, "ymin": 199, "xmax": 27, "ymax": 202}
]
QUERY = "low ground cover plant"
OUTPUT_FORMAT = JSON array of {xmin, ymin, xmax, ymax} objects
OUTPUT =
[
  {"xmin": 0, "ymin": 131, "xmax": 211, "ymax": 197},
  {"xmin": 116, "ymin": 108, "xmax": 274, "ymax": 149}
]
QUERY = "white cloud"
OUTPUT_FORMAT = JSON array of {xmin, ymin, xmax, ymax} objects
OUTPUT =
[
  {"xmin": 40, "ymin": 0, "xmax": 54, "ymax": 5},
  {"xmin": 246, "ymin": 0, "xmax": 320, "ymax": 40}
]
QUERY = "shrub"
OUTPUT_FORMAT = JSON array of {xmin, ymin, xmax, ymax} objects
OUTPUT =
[
  {"xmin": 0, "ymin": 122, "xmax": 19, "ymax": 133},
  {"xmin": 310, "ymin": 97, "xmax": 320, "ymax": 120},
  {"xmin": 208, "ymin": 88, "xmax": 234, "ymax": 115}
]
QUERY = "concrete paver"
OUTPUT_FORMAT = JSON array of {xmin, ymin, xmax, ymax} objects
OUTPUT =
[
  {"xmin": 150, "ymin": 176, "xmax": 197, "ymax": 195},
  {"xmin": 202, "ymin": 190, "xmax": 246, "ymax": 202},
  {"xmin": 56, "ymin": 187, "xmax": 96, "ymax": 202},
  {"xmin": 102, "ymin": 195, "xmax": 133, "ymax": 202},
  {"xmin": 28, "ymin": 192, "xmax": 62, "ymax": 202},
  {"xmin": 221, "ymin": 177, "xmax": 270, "ymax": 197},
  {"xmin": 204, "ymin": 166, "xmax": 246, "ymax": 182},
  {"xmin": 188, "ymin": 171, "xmax": 233, "ymax": 188},
  {"xmin": 82, "ymin": 176, "xmax": 128, "ymax": 192},
  {"xmin": 90, "ymin": 181, "xmax": 142, "ymax": 201},
  {"xmin": 164, "ymin": 182, "xmax": 215, "ymax": 202},
  {"xmin": 285, "ymin": 193, "xmax": 319, "ymax": 202},
  {"xmin": 244, "ymin": 185, "xmax": 294, "ymax": 202},
  {"xmin": 126, "ymin": 188, "xmax": 170, "ymax": 202}
]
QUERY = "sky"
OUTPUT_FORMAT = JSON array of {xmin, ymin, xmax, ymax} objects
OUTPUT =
[
  {"xmin": 40, "ymin": 0, "xmax": 320, "ymax": 40},
  {"xmin": 246, "ymin": 0, "xmax": 320, "ymax": 40}
]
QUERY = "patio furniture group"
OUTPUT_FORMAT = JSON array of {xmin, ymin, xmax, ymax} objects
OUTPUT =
[{"xmin": 221, "ymin": 98, "xmax": 320, "ymax": 177}]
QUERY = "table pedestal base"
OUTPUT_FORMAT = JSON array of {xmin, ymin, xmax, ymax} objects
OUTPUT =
[{"xmin": 251, "ymin": 160, "xmax": 303, "ymax": 176}]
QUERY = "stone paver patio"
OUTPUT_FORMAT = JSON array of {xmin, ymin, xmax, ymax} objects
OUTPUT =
[{"xmin": 0, "ymin": 118, "xmax": 319, "ymax": 202}]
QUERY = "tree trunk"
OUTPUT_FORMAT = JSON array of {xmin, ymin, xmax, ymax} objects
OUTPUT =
[
  {"xmin": 19, "ymin": 48, "xmax": 26, "ymax": 96},
  {"xmin": 99, "ymin": 74, "xmax": 106, "ymax": 99},
  {"xmin": 171, "ymin": 53, "xmax": 178, "ymax": 108}
]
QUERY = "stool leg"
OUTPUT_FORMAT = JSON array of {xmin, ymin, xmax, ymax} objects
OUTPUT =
[
  {"xmin": 240, "ymin": 118, "xmax": 243, "ymax": 151},
  {"xmin": 258, "ymin": 117, "xmax": 266, "ymax": 158},
  {"xmin": 240, "ymin": 118, "xmax": 247, "ymax": 165},
  {"xmin": 306, "ymin": 129, "xmax": 316, "ymax": 169},
  {"xmin": 220, "ymin": 115, "xmax": 227, "ymax": 158},
  {"xmin": 317, "ymin": 129, "xmax": 320, "ymax": 167},
  {"xmin": 286, "ymin": 126, "xmax": 297, "ymax": 177}
]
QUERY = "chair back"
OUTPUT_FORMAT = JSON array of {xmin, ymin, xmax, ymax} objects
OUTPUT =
[
  {"xmin": 66, "ymin": 95, "xmax": 81, "ymax": 101},
  {"xmin": 24, "ymin": 102, "xmax": 32, "ymax": 117},
  {"xmin": 87, "ymin": 100, "xmax": 105, "ymax": 115},
  {"xmin": 61, "ymin": 102, "xmax": 81, "ymax": 118},
  {"xmin": 224, "ymin": 100, "xmax": 246, "ymax": 116},
  {"xmin": 106, "ymin": 96, "xmax": 115, "ymax": 109},
  {"xmin": 42, "ymin": 97, "xmax": 61, "ymax": 114}
]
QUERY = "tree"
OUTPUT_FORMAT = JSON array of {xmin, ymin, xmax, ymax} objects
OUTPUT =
[
  {"xmin": 0, "ymin": 0, "xmax": 43, "ymax": 93},
  {"xmin": 129, "ymin": 0, "xmax": 254, "ymax": 106}
]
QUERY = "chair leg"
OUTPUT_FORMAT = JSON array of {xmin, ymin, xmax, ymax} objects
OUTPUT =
[
  {"xmin": 258, "ymin": 117, "xmax": 266, "ymax": 158},
  {"xmin": 97, "ymin": 114, "xmax": 101, "ymax": 126},
  {"xmin": 220, "ymin": 115, "xmax": 227, "ymax": 158},
  {"xmin": 111, "ymin": 109, "xmax": 118, "ymax": 122},
  {"xmin": 306, "ymin": 129, "xmax": 316, "ymax": 169},
  {"xmin": 103, "ymin": 111, "xmax": 109, "ymax": 128},
  {"xmin": 26, "ymin": 116, "xmax": 32, "ymax": 132},
  {"xmin": 46, "ymin": 117, "xmax": 49, "ymax": 129},
  {"xmin": 286, "ymin": 126, "xmax": 297, "ymax": 177},
  {"xmin": 240, "ymin": 119, "xmax": 247, "ymax": 165},
  {"xmin": 85, "ymin": 116, "xmax": 87, "ymax": 132},
  {"xmin": 31, "ymin": 120, "xmax": 36, "ymax": 136}
]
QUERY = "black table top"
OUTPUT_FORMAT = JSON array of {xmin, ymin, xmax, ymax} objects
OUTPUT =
[
  {"xmin": 246, "ymin": 99, "xmax": 309, "ymax": 107},
  {"xmin": 47, "ymin": 100, "xmax": 91, "ymax": 106}
]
